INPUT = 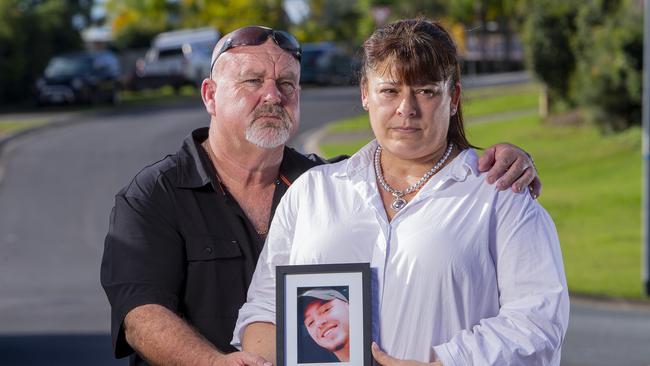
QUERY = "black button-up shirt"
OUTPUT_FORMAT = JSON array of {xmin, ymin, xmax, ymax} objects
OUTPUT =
[{"xmin": 100, "ymin": 127, "xmax": 323, "ymax": 364}]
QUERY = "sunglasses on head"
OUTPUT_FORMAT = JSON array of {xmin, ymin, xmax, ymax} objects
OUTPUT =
[{"xmin": 209, "ymin": 26, "xmax": 302, "ymax": 76}]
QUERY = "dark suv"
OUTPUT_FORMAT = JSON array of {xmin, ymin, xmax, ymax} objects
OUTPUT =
[
  {"xmin": 35, "ymin": 51, "xmax": 122, "ymax": 105},
  {"xmin": 300, "ymin": 42, "xmax": 358, "ymax": 86}
]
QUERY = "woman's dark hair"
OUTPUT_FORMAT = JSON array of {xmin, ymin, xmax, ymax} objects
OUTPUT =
[{"xmin": 360, "ymin": 18, "xmax": 473, "ymax": 150}]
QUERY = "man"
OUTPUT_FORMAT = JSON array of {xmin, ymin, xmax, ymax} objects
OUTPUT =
[
  {"xmin": 299, "ymin": 288, "xmax": 350, "ymax": 362},
  {"xmin": 101, "ymin": 26, "xmax": 539, "ymax": 366}
]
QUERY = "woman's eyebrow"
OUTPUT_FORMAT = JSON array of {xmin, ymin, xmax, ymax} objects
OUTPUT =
[{"xmin": 377, "ymin": 80, "xmax": 400, "ymax": 86}]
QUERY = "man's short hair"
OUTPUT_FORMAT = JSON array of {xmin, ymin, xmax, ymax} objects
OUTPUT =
[{"xmin": 298, "ymin": 287, "xmax": 348, "ymax": 314}]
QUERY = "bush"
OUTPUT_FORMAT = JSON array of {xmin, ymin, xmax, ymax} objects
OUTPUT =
[
  {"xmin": 522, "ymin": 0, "xmax": 579, "ymax": 110},
  {"xmin": 572, "ymin": 0, "xmax": 642, "ymax": 132},
  {"xmin": 522, "ymin": 0, "xmax": 642, "ymax": 132},
  {"xmin": 0, "ymin": 0, "xmax": 84, "ymax": 104}
]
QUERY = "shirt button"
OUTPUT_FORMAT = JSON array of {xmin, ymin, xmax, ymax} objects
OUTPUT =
[{"xmin": 204, "ymin": 247, "xmax": 213, "ymax": 254}]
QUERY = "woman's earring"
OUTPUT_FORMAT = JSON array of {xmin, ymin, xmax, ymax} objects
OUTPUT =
[
  {"xmin": 362, "ymin": 104, "xmax": 368, "ymax": 111},
  {"xmin": 451, "ymin": 107, "xmax": 457, "ymax": 115}
]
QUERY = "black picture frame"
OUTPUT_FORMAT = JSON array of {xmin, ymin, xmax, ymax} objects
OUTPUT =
[{"xmin": 276, "ymin": 263, "xmax": 371, "ymax": 366}]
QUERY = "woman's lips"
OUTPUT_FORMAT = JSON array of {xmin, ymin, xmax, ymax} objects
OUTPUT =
[{"xmin": 391, "ymin": 126, "xmax": 420, "ymax": 133}]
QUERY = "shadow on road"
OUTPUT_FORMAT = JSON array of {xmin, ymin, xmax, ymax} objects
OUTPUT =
[{"xmin": 0, "ymin": 334, "xmax": 126, "ymax": 366}]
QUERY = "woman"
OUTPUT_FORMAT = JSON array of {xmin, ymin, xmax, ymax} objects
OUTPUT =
[{"xmin": 233, "ymin": 18, "xmax": 569, "ymax": 365}]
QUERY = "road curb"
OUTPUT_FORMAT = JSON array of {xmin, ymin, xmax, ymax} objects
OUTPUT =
[
  {"xmin": 301, "ymin": 124, "xmax": 329, "ymax": 156},
  {"xmin": 570, "ymin": 293, "xmax": 650, "ymax": 311},
  {"xmin": 0, "ymin": 113, "xmax": 82, "ymax": 154},
  {"xmin": 0, "ymin": 113, "xmax": 87, "ymax": 185}
]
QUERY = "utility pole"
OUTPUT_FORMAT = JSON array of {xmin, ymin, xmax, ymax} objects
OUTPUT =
[{"xmin": 641, "ymin": 0, "xmax": 650, "ymax": 296}]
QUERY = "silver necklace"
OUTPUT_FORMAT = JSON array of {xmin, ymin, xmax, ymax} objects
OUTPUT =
[{"xmin": 374, "ymin": 143, "xmax": 453, "ymax": 212}]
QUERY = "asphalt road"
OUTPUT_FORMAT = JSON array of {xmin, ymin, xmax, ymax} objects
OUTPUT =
[
  {"xmin": 0, "ymin": 87, "xmax": 363, "ymax": 365},
  {"xmin": 562, "ymin": 300, "xmax": 650, "ymax": 366},
  {"xmin": 1, "ymin": 81, "xmax": 649, "ymax": 365}
]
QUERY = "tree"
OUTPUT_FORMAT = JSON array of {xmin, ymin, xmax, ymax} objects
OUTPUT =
[
  {"xmin": 289, "ymin": 0, "xmax": 367, "ymax": 44},
  {"xmin": 105, "ymin": 0, "xmax": 288, "ymax": 49},
  {"xmin": 179, "ymin": 0, "xmax": 287, "ymax": 32},
  {"xmin": 0, "ymin": 0, "xmax": 87, "ymax": 104},
  {"xmin": 521, "ymin": 0, "xmax": 642, "ymax": 131},
  {"xmin": 521, "ymin": 0, "xmax": 579, "ymax": 110},
  {"xmin": 105, "ymin": 0, "xmax": 172, "ymax": 49},
  {"xmin": 571, "ymin": 0, "xmax": 642, "ymax": 131}
]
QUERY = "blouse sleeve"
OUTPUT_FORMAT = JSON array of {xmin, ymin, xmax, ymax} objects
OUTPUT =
[
  {"xmin": 231, "ymin": 177, "xmax": 302, "ymax": 349},
  {"xmin": 433, "ymin": 191, "xmax": 570, "ymax": 365}
]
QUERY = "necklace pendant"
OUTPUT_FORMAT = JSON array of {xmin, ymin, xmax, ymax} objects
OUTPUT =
[
  {"xmin": 391, "ymin": 197, "xmax": 407, "ymax": 211},
  {"xmin": 374, "ymin": 143, "xmax": 454, "ymax": 214}
]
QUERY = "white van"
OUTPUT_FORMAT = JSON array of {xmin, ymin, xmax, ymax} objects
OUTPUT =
[{"xmin": 135, "ymin": 27, "xmax": 220, "ymax": 91}]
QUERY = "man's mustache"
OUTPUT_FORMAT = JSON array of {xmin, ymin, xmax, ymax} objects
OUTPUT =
[{"xmin": 252, "ymin": 104, "xmax": 291, "ymax": 126}]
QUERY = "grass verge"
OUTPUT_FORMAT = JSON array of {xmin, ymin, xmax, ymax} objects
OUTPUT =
[
  {"xmin": 0, "ymin": 119, "xmax": 48, "ymax": 137},
  {"xmin": 0, "ymin": 86, "xmax": 199, "ymax": 139},
  {"xmin": 120, "ymin": 85, "xmax": 198, "ymax": 105}
]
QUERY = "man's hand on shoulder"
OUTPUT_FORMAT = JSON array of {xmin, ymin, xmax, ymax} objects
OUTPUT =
[
  {"xmin": 478, "ymin": 142, "xmax": 541, "ymax": 199},
  {"xmin": 213, "ymin": 351, "xmax": 272, "ymax": 366}
]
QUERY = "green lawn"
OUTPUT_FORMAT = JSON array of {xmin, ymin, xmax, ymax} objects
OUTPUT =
[
  {"xmin": 0, "ymin": 119, "xmax": 48, "ymax": 136},
  {"xmin": 120, "ymin": 85, "xmax": 198, "ymax": 105},
  {"xmin": 462, "ymin": 83, "xmax": 540, "ymax": 118},
  {"xmin": 470, "ymin": 117, "xmax": 642, "ymax": 299},
  {"xmin": 320, "ymin": 83, "xmax": 646, "ymax": 299}
]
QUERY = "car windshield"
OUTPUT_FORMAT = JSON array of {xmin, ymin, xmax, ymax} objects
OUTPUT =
[
  {"xmin": 45, "ymin": 56, "xmax": 92, "ymax": 78},
  {"xmin": 158, "ymin": 48, "xmax": 184, "ymax": 58}
]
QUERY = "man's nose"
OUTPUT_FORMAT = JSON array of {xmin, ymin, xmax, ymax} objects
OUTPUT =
[
  {"xmin": 262, "ymin": 80, "xmax": 282, "ymax": 104},
  {"xmin": 315, "ymin": 314, "xmax": 327, "ymax": 328}
]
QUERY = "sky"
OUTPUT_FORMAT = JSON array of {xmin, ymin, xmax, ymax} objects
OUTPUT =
[{"xmin": 284, "ymin": 0, "xmax": 310, "ymax": 24}]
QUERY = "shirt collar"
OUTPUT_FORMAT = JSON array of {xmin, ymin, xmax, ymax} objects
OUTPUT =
[
  {"xmin": 337, "ymin": 139, "xmax": 379, "ymax": 179},
  {"xmin": 337, "ymin": 139, "xmax": 480, "ymax": 188},
  {"xmin": 424, "ymin": 148, "xmax": 479, "ymax": 193},
  {"xmin": 174, "ymin": 127, "xmax": 212, "ymax": 188},
  {"xmin": 174, "ymin": 127, "xmax": 318, "ymax": 189}
]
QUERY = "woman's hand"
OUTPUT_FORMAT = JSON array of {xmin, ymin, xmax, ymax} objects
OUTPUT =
[
  {"xmin": 371, "ymin": 343, "xmax": 443, "ymax": 366},
  {"xmin": 478, "ymin": 143, "xmax": 541, "ymax": 199},
  {"xmin": 214, "ymin": 351, "xmax": 273, "ymax": 366}
]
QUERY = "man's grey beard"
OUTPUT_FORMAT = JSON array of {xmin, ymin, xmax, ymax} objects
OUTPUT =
[{"xmin": 245, "ymin": 104, "xmax": 294, "ymax": 149}]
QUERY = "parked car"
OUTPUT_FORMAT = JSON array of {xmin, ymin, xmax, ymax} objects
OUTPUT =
[
  {"xmin": 300, "ymin": 42, "xmax": 358, "ymax": 86},
  {"xmin": 35, "ymin": 50, "xmax": 122, "ymax": 105},
  {"xmin": 133, "ymin": 27, "xmax": 220, "ymax": 91}
]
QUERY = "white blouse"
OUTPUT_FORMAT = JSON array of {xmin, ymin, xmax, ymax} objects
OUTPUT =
[{"xmin": 233, "ymin": 140, "xmax": 569, "ymax": 365}]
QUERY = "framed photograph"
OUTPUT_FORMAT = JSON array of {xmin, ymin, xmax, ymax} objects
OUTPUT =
[{"xmin": 276, "ymin": 263, "xmax": 371, "ymax": 366}]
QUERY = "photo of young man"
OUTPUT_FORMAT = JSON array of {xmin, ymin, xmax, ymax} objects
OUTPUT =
[{"xmin": 297, "ymin": 287, "xmax": 350, "ymax": 363}]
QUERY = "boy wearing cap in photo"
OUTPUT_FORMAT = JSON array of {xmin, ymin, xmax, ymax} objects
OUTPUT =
[{"xmin": 299, "ymin": 288, "xmax": 351, "ymax": 362}]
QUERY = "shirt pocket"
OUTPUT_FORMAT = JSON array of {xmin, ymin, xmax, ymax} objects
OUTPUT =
[
  {"xmin": 183, "ymin": 235, "xmax": 247, "ymax": 320},
  {"xmin": 185, "ymin": 235, "xmax": 243, "ymax": 261}
]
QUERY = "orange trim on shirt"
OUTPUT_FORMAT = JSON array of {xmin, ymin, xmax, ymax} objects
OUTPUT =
[{"xmin": 279, "ymin": 174, "xmax": 292, "ymax": 187}]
